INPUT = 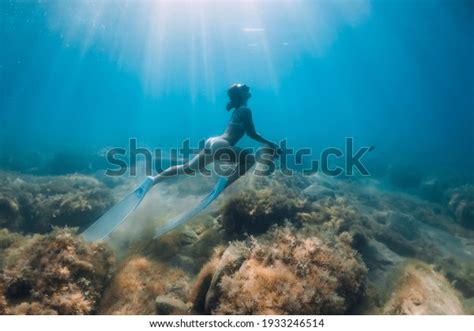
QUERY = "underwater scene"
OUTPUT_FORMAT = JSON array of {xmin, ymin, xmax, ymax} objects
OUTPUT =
[{"xmin": 0, "ymin": 0, "xmax": 473, "ymax": 316}]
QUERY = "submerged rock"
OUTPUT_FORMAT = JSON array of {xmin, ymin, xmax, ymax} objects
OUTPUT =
[
  {"xmin": 189, "ymin": 246, "xmax": 225, "ymax": 314},
  {"xmin": 220, "ymin": 176, "xmax": 309, "ymax": 237},
  {"xmin": 386, "ymin": 212, "xmax": 421, "ymax": 241},
  {"xmin": 439, "ymin": 257, "xmax": 474, "ymax": 299},
  {"xmin": 155, "ymin": 295, "xmax": 189, "ymax": 315},
  {"xmin": 192, "ymin": 224, "xmax": 367, "ymax": 315},
  {"xmin": 0, "ymin": 229, "xmax": 114, "ymax": 315},
  {"xmin": 303, "ymin": 184, "xmax": 336, "ymax": 200},
  {"xmin": 447, "ymin": 185, "xmax": 474, "ymax": 229},
  {"xmin": 201, "ymin": 243, "xmax": 248, "ymax": 313},
  {"xmin": 99, "ymin": 256, "xmax": 190, "ymax": 315},
  {"xmin": 0, "ymin": 172, "xmax": 114, "ymax": 233},
  {"xmin": 0, "ymin": 196, "xmax": 20, "ymax": 228},
  {"xmin": 1, "ymin": 168, "xmax": 471, "ymax": 315},
  {"xmin": 383, "ymin": 262, "xmax": 465, "ymax": 315}
]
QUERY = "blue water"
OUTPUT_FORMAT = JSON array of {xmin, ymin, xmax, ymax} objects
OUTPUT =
[{"xmin": 1, "ymin": 0, "xmax": 473, "ymax": 177}]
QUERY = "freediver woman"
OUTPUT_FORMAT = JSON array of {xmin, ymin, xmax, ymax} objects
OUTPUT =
[
  {"xmin": 82, "ymin": 83, "xmax": 280, "ymax": 241},
  {"xmin": 151, "ymin": 83, "xmax": 280, "ymax": 188}
]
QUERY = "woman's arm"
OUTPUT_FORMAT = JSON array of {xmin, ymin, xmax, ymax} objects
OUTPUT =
[{"xmin": 242, "ymin": 108, "xmax": 279, "ymax": 149}]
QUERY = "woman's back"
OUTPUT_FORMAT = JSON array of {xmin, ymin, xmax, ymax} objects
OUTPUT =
[{"xmin": 221, "ymin": 106, "xmax": 248, "ymax": 145}]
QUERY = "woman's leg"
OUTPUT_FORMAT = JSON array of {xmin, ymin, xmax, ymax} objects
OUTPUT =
[
  {"xmin": 152, "ymin": 149, "xmax": 211, "ymax": 185},
  {"xmin": 152, "ymin": 137, "xmax": 262, "ymax": 187},
  {"xmin": 224, "ymin": 146, "xmax": 278, "ymax": 188},
  {"xmin": 224, "ymin": 147, "xmax": 256, "ymax": 187}
]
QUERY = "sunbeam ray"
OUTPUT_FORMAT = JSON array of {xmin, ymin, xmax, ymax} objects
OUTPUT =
[{"xmin": 41, "ymin": 0, "xmax": 372, "ymax": 99}]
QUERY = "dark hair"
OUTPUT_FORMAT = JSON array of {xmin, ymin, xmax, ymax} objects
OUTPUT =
[{"xmin": 226, "ymin": 84, "xmax": 249, "ymax": 110}]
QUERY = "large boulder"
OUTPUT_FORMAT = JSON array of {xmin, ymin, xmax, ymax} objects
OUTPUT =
[
  {"xmin": 99, "ymin": 256, "xmax": 190, "ymax": 315},
  {"xmin": 0, "ymin": 229, "xmax": 114, "ymax": 314},
  {"xmin": 191, "ymin": 225, "xmax": 367, "ymax": 314},
  {"xmin": 383, "ymin": 262, "xmax": 465, "ymax": 315}
]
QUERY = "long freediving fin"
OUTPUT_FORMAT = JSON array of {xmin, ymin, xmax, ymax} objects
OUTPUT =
[
  {"xmin": 82, "ymin": 176, "xmax": 155, "ymax": 242},
  {"xmin": 154, "ymin": 176, "xmax": 229, "ymax": 239}
]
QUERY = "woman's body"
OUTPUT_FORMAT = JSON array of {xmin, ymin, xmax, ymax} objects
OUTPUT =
[
  {"xmin": 152, "ymin": 84, "xmax": 278, "ymax": 187},
  {"xmin": 81, "ymin": 84, "xmax": 277, "ymax": 242}
]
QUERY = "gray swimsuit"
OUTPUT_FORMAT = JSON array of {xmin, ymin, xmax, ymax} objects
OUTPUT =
[{"xmin": 205, "ymin": 106, "xmax": 248, "ymax": 153}]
